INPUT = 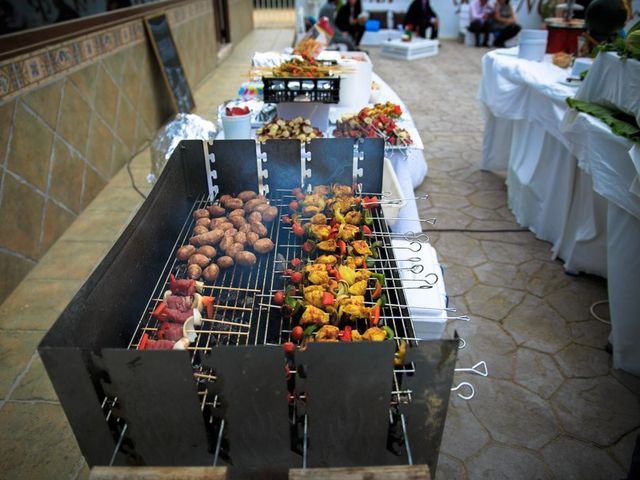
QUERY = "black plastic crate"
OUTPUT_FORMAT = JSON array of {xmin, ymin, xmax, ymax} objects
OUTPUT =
[{"xmin": 262, "ymin": 76, "xmax": 341, "ymax": 104}]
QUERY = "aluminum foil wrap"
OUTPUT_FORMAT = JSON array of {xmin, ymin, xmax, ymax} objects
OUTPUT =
[{"xmin": 149, "ymin": 113, "xmax": 218, "ymax": 183}]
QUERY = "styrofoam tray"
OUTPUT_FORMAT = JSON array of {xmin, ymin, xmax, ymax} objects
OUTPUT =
[{"xmin": 391, "ymin": 239, "xmax": 448, "ymax": 340}]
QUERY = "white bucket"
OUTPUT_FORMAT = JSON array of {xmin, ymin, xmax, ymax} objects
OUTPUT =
[
  {"xmin": 337, "ymin": 53, "xmax": 373, "ymax": 109},
  {"xmin": 519, "ymin": 29, "xmax": 548, "ymax": 40},
  {"xmin": 221, "ymin": 112, "xmax": 251, "ymax": 139},
  {"xmin": 518, "ymin": 29, "xmax": 548, "ymax": 62}
]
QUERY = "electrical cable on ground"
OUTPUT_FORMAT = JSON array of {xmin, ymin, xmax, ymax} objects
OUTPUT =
[
  {"xmin": 127, "ymin": 156, "xmax": 147, "ymax": 200},
  {"xmin": 590, "ymin": 300, "xmax": 611, "ymax": 325}
]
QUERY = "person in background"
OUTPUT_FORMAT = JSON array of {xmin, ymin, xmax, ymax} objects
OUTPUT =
[
  {"xmin": 336, "ymin": 0, "xmax": 366, "ymax": 46},
  {"xmin": 404, "ymin": 0, "xmax": 439, "ymax": 39},
  {"xmin": 319, "ymin": 0, "xmax": 357, "ymax": 49},
  {"xmin": 492, "ymin": 0, "xmax": 520, "ymax": 47},
  {"xmin": 468, "ymin": 0, "xmax": 494, "ymax": 47}
]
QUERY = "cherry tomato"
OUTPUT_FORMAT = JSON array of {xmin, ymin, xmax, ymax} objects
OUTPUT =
[
  {"xmin": 281, "ymin": 214, "xmax": 292, "ymax": 225},
  {"xmin": 273, "ymin": 291, "xmax": 285, "ymax": 306},
  {"xmin": 291, "ymin": 325, "xmax": 304, "ymax": 341},
  {"xmin": 292, "ymin": 223, "xmax": 305, "ymax": 237},
  {"xmin": 290, "ymin": 257, "xmax": 302, "ymax": 267},
  {"xmin": 283, "ymin": 342, "xmax": 295, "ymax": 355},
  {"xmin": 289, "ymin": 200, "xmax": 299, "ymax": 212},
  {"xmin": 291, "ymin": 271, "xmax": 303, "ymax": 284}
]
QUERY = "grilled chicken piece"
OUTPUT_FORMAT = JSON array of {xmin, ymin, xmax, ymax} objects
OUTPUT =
[
  {"xmin": 355, "ymin": 269, "xmax": 372, "ymax": 283},
  {"xmin": 316, "ymin": 239, "xmax": 337, "ymax": 252},
  {"xmin": 308, "ymin": 224, "xmax": 332, "ymax": 241},
  {"xmin": 303, "ymin": 285, "xmax": 325, "ymax": 309},
  {"xmin": 362, "ymin": 327, "xmax": 387, "ymax": 341},
  {"xmin": 300, "ymin": 305, "xmax": 330, "ymax": 326},
  {"xmin": 348, "ymin": 280, "xmax": 367, "ymax": 296},
  {"xmin": 344, "ymin": 211, "xmax": 363, "ymax": 225},
  {"xmin": 304, "ymin": 263, "xmax": 327, "ymax": 273},
  {"xmin": 310, "ymin": 213, "xmax": 327, "ymax": 225},
  {"xmin": 308, "ymin": 269, "xmax": 330, "ymax": 285},
  {"xmin": 315, "ymin": 325, "xmax": 339, "ymax": 342},
  {"xmin": 332, "ymin": 184, "xmax": 352, "ymax": 197},
  {"xmin": 302, "ymin": 205, "xmax": 322, "ymax": 216},
  {"xmin": 344, "ymin": 256, "xmax": 365, "ymax": 269},
  {"xmin": 302, "ymin": 194, "xmax": 326, "ymax": 209},
  {"xmin": 313, "ymin": 185, "xmax": 330, "ymax": 196},
  {"xmin": 316, "ymin": 255, "xmax": 337, "ymax": 264},
  {"xmin": 351, "ymin": 240, "xmax": 372, "ymax": 256},
  {"xmin": 338, "ymin": 224, "xmax": 359, "ymax": 241}
]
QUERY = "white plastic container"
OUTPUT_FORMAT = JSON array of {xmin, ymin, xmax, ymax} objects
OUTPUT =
[
  {"xmin": 336, "ymin": 51, "xmax": 373, "ymax": 109},
  {"xmin": 221, "ymin": 112, "xmax": 252, "ymax": 139},
  {"xmin": 518, "ymin": 29, "xmax": 548, "ymax": 62}
]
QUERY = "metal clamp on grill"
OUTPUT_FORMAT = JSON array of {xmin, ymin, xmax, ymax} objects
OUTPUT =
[{"xmin": 38, "ymin": 139, "xmax": 459, "ymax": 479}]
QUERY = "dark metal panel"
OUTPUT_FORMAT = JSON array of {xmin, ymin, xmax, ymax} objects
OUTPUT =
[
  {"xmin": 306, "ymin": 138, "xmax": 356, "ymax": 187},
  {"xmin": 101, "ymin": 349, "xmax": 213, "ymax": 466},
  {"xmin": 39, "ymin": 152, "xmax": 194, "ymax": 350},
  {"xmin": 260, "ymin": 139, "xmax": 303, "ymax": 194},
  {"xmin": 210, "ymin": 140, "xmax": 259, "ymax": 195},
  {"xmin": 358, "ymin": 138, "xmax": 385, "ymax": 194},
  {"xmin": 402, "ymin": 340, "xmax": 458, "ymax": 474},
  {"xmin": 38, "ymin": 347, "xmax": 118, "ymax": 467},
  {"xmin": 178, "ymin": 140, "xmax": 211, "ymax": 200},
  {"xmin": 299, "ymin": 342, "xmax": 395, "ymax": 468},
  {"xmin": 201, "ymin": 346, "xmax": 294, "ymax": 479}
]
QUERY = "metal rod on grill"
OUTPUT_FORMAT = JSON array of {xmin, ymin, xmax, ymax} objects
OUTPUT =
[{"xmin": 200, "ymin": 318, "xmax": 252, "ymax": 327}]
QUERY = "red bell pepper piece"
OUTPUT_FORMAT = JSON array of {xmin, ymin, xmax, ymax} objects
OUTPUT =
[
  {"xmin": 362, "ymin": 225, "xmax": 372, "ymax": 236},
  {"xmin": 152, "ymin": 302, "xmax": 168, "ymax": 322},
  {"xmin": 341, "ymin": 326, "xmax": 352, "ymax": 342},
  {"xmin": 303, "ymin": 240, "xmax": 315, "ymax": 253},
  {"xmin": 372, "ymin": 280, "xmax": 382, "ymax": 301},
  {"xmin": 362, "ymin": 196, "xmax": 379, "ymax": 209},
  {"xmin": 169, "ymin": 274, "xmax": 196, "ymax": 296},
  {"xmin": 322, "ymin": 291, "xmax": 335, "ymax": 306},
  {"xmin": 201, "ymin": 296, "xmax": 215, "ymax": 318},
  {"xmin": 330, "ymin": 217, "xmax": 337, "ymax": 228},
  {"xmin": 337, "ymin": 239, "xmax": 346, "ymax": 256},
  {"xmin": 138, "ymin": 333, "xmax": 149, "ymax": 350},
  {"xmin": 292, "ymin": 223, "xmax": 305, "ymax": 237},
  {"xmin": 371, "ymin": 304, "xmax": 381, "ymax": 326}
]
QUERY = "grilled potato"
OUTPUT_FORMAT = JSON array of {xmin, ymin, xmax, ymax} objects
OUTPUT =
[
  {"xmin": 229, "ymin": 215, "xmax": 246, "ymax": 229},
  {"xmin": 219, "ymin": 236, "xmax": 234, "ymax": 253},
  {"xmin": 224, "ymin": 228, "xmax": 238, "ymax": 237},
  {"xmin": 193, "ymin": 208, "xmax": 210, "ymax": 220},
  {"xmin": 235, "ymin": 251, "xmax": 257, "ymax": 267},
  {"xmin": 218, "ymin": 222, "xmax": 235, "ymax": 231},
  {"xmin": 251, "ymin": 222, "xmax": 268, "ymax": 238},
  {"xmin": 195, "ymin": 217, "xmax": 211, "ymax": 228},
  {"xmin": 187, "ymin": 264, "xmax": 202, "ymax": 279},
  {"xmin": 248, "ymin": 211, "xmax": 262, "ymax": 224},
  {"xmin": 246, "ymin": 231, "xmax": 259, "ymax": 246},
  {"xmin": 253, "ymin": 238, "xmax": 274, "ymax": 254},
  {"xmin": 207, "ymin": 205, "xmax": 226, "ymax": 217},
  {"xmin": 224, "ymin": 198, "xmax": 243, "ymax": 210},
  {"xmin": 202, "ymin": 264, "xmax": 220, "ymax": 282},
  {"xmin": 262, "ymin": 206, "xmax": 278, "ymax": 223},
  {"xmin": 244, "ymin": 197, "xmax": 268, "ymax": 213},
  {"xmin": 176, "ymin": 245, "xmax": 196, "ymax": 261},
  {"xmin": 197, "ymin": 245, "xmax": 216, "ymax": 258},
  {"xmin": 217, "ymin": 255, "xmax": 234, "ymax": 268},
  {"xmin": 188, "ymin": 254, "xmax": 210, "ymax": 268},
  {"xmin": 228, "ymin": 208, "xmax": 245, "ymax": 218},
  {"xmin": 226, "ymin": 242, "xmax": 245, "ymax": 258},
  {"xmin": 237, "ymin": 190, "xmax": 258, "ymax": 202},
  {"xmin": 192, "ymin": 225, "xmax": 209, "ymax": 236},
  {"xmin": 190, "ymin": 229, "xmax": 224, "ymax": 246},
  {"xmin": 234, "ymin": 232, "xmax": 248, "ymax": 246}
]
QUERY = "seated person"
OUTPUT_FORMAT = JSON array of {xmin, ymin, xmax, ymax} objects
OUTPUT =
[
  {"xmin": 469, "ymin": 0, "xmax": 494, "ymax": 47},
  {"xmin": 336, "ymin": 0, "xmax": 367, "ymax": 46},
  {"xmin": 492, "ymin": 0, "xmax": 521, "ymax": 47},
  {"xmin": 405, "ymin": 0, "xmax": 439, "ymax": 40}
]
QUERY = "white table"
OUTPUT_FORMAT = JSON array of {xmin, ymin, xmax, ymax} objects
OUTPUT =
[
  {"xmin": 478, "ymin": 48, "xmax": 607, "ymax": 277},
  {"xmin": 380, "ymin": 38, "xmax": 439, "ymax": 61}
]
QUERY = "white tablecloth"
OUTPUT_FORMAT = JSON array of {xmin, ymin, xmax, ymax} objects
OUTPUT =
[
  {"xmin": 478, "ymin": 48, "xmax": 605, "ymax": 275},
  {"xmin": 575, "ymin": 52, "xmax": 640, "ymax": 128},
  {"xmin": 562, "ymin": 111, "xmax": 640, "ymax": 375}
]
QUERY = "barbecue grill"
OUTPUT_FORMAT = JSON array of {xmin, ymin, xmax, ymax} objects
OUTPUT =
[{"xmin": 38, "ymin": 138, "xmax": 459, "ymax": 479}]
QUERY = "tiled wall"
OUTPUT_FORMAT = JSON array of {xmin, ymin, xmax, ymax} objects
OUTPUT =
[
  {"xmin": 0, "ymin": 0, "xmax": 221, "ymax": 303},
  {"xmin": 229, "ymin": 0, "xmax": 255, "ymax": 44}
]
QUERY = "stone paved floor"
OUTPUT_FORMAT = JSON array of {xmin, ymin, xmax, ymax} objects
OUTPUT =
[
  {"xmin": 0, "ymin": 32, "xmax": 638, "ymax": 479},
  {"xmin": 368, "ymin": 45, "xmax": 640, "ymax": 478}
]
